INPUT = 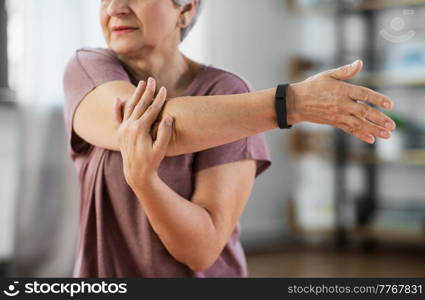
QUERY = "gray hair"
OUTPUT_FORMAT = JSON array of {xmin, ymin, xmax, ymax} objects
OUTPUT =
[{"xmin": 172, "ymin": 0, "xmax": 202, "ymax": 41}]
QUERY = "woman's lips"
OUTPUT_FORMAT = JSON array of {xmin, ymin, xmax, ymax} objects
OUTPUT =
[{"xmin": 112, "ymin": 27, "xmax": 139, "ymax": 35}]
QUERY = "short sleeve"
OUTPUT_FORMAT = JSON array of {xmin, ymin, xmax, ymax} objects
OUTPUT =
[
  {"xmin": 193, "ymin": 73, "xmax": 271, "ymax": 177},
  {"xmin": 62, "ymin": 48, "xmax": 130, "ymax": 156}
]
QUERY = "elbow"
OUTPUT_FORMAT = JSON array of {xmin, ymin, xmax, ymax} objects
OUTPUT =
[
  {"xmin": 185, "ymin": 251, "xmax": 219, "ymax": 273},
  {"xmin": 174, "ymin": 244, "xmax": 220, "ymax": 272}
]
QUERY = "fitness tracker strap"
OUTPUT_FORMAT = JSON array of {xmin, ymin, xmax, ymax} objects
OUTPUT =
[{"xmin": 275, "ymin": 84, "xmax": 293, "ymax": 129}]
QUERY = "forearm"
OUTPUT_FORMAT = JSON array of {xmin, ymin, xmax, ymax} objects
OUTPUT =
[
  {"xmin": 78, "ymin": 81, "xmax": 294, "ymax": 153},
  {"xmin": 162, "ymin": 88, "xmax": 283, "ymax": 156},
  {"xmin": 131, "ymin": 176, "xmax": 220, "ymax": 271}
]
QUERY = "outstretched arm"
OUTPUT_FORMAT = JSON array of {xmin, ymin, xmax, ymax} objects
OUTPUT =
[
  {"xmin": 73, "ymin": 60, "xmax": 396, "ymax": 156},
  {"xmin": 74, "ymin": 77, "xmax": 277, "ymax": 155}
]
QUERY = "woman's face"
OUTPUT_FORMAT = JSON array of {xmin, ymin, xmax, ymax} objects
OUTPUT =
[{"xmin": 100, "ymin": 0, "xmax": 182, "ymax": 55}]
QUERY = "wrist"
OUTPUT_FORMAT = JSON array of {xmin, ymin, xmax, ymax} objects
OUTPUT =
[
  {"xmin": 128, "ymin": 171, "xmax": 160, "ymax": 192},
  {"xmin": 286, "ymin": 83, "xmax": 301, "ymax": 125}
]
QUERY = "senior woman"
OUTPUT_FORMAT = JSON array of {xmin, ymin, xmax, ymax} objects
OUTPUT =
[{"xmin": 63, "ymin": 0, "xmax": 395, "ymax": 277}]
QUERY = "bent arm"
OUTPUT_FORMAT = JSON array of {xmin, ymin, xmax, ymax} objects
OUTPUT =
[
  {"xmin": 74, "ymin": 80, "xmax": 279, "ymax": 156},
  {"xmin": 130, "ymin": 159, "xmax": 257, "ymax": 272}
]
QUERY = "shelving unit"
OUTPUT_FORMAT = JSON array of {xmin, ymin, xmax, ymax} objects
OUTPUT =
[
  {"xmin": 307, "ymin": 149, "xmax": 425, "ymax": 166},
  {"xmin": 354, "ymin": 0, "xmax": 425, "ymax": 11},
  {"xmin": 333, "ymin": 0, "xmax": 425, "ymax": 249},
  {"xmin": 287, "ymin": 0, "xmax": 425, "ymax": 248},
  {"xmin": 351, "ymin": 71, "xmax": 425, "ymax": 89},
  {"xmin": 287, "ymin": 0, "xmax": 425, "ymax": 13}
]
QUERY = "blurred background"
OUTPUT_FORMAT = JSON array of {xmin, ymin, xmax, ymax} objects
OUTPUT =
[{"xmin": 1, "ymin": 0, "xmax": 425, "ymax": 278}]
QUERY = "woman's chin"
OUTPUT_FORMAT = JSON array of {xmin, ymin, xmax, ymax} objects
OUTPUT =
[{"xmin": 109, "ymin": 41, "xmax": 141, "ymax": 56}]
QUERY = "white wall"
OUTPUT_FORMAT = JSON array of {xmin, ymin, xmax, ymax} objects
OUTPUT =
[
  {"xmin": 8, "ymin": 0, "xmax": 106, "ymax": 106},
  {"xmin": 0, "ymin": 106, "xmax": 18, "ymax": 261},
  {"xmin": 3, "ymin": 0, "xmax": 105, "ymax": 274}
]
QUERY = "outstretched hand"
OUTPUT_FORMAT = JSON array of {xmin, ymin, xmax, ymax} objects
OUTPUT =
[{"xmin": 287, "ymin": 60, "xmax": 396, "ymax": 144}]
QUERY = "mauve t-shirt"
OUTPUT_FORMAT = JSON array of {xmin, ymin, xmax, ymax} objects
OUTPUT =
[{"xmin": 63, "ymin": 48, "xmax": 271, "ymax": 278}]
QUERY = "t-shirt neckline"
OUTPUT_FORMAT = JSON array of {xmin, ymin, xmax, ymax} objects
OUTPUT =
[
  {"xmin": 113, "ymin": 51, "xmax": 209, "ymax": 97},
  {"xmin": 182, "ymin": 64, "xmax": 209, "ymax": 96}
]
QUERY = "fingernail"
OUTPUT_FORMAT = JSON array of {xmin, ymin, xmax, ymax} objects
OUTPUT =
[
  {"xmin": 156, "ymin": 86, "xmax": 164, "ymax": 98},
  {"xmin": 385, "ymin": 121, "xmax": 394, "ymax": 129},
  {"xmin": 351, "ymin": 59, "xmax": 360, "ymax": 67},
  {"xmin": 367, "ymin": 135, "xmax": 375, "ymax": 144},
  {"xmin": 381, "ymin": 130, "xmax": 391, "ymax": 138},
  {"xmin": 148, "ymin": 77, "xmax": 154, "ymax": 85},
  {"xmin": 383, "ymin": 101, "xmax": 391, "ymax": 109},
  {"xmin": 165, "ymin": 118, "xmax": 173, "ymax": 127}
]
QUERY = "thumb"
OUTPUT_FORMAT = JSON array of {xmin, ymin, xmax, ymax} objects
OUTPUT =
[
  {"xmin": 327, "ymin": 59, "xmax": 363, "ymax": 81},
  {"xmin": 153, "ymin": 116, "xmax": 174, "ymax": 157}
]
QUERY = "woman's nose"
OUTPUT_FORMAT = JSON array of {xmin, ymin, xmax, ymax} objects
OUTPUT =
[{"xmin": 107, "ymin": 0, "xmax": 131, "ymax": 16}]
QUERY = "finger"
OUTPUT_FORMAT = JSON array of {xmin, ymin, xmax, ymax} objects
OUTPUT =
[
  {"xmin": 140, "ymin": 86, "xmax": 167, "ymax": 128},
  {"xmin": 327, "ymin": 59, "xmax": 363, "ymax": 81},
  {"xmin": 341, "ymin": 114, "xmax": 392, "ymax": 142},
  {"xmin": 339, "ymin": 123, "xmax": 375, "ymax": 144},
  {"xmin": 123, "ymin": 80, "xmax": 147, "ymax": 121},
  {"xmin": 113, "ymin": 97, "xmax": 124, "ymax": 127},
  {"xmin": 343, "ymin": 100, "xmax": 396, "ymax": 130},
  {"xmin": 130, "ymin": 77, "xmax": 157, "ymax": 121},
  {"xmin": 347, "ymin": 84, "xmax": 394, "ymax": 110},
  {"xmin": 153, "ymin": 116, "xmax": 174, "ymax": 157}
]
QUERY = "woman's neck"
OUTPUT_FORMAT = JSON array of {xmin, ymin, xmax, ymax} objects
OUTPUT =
[{"xmin": 117, "ymin": 49, "xmax": 202, "ymax": 98}]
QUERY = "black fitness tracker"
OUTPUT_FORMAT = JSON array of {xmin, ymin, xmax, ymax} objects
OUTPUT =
[{"xmin": 275, "ymin": 84, "xmax": 293, "ymax": 129}]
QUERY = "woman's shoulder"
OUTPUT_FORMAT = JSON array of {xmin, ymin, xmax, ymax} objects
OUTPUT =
[
  {"xmin": 64, "ymin": 47, "xmax": 128, "ymax": 83},
  {"xmin": 199, "ymin": 66, "xmax": 252, "ymax": 94},
  {"xmin": 75, "ymin": 47, "xmax": 116, "ymax": 57},
  {"xmin": 64, "ymin": 47, "xmax": 121, "ymax": 73},
  {"xmin": 63, "ymin": 47, "xmax": 129, "ymax": 94},
  {"xmin": 70, "ymin": 47, "xmax": 121, "ymax": 66}
]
